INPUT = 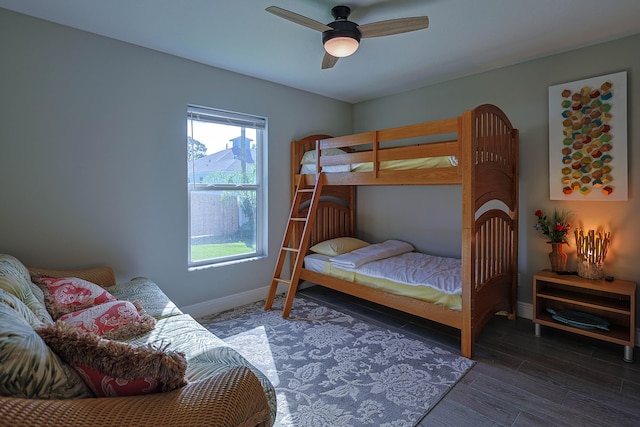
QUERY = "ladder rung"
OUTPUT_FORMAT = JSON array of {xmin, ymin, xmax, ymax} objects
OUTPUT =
[
  {"xmin": 290, "ymin": 218, "xmax": 306, "ymax": 222},
  {"xmin": 298, "ymin": 188, "xmax": 314, "ymax": 193},
  {"xmin": 282, "ymin": 247, "xmax": 299, "ymax": 253},
  {"xmin": 273, "ymin": 278, "xmax": 291, "ymax": 285}
]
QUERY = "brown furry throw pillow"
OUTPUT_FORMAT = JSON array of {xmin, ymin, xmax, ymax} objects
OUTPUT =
[{"xmin": 37, "ymin": 322, "xmax": 187, "ymax": 396}]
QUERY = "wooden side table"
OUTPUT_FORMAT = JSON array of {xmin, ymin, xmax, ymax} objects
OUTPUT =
[{"xmin": 533, "ymin": 270, "xmax": 636, "ymax": 362}]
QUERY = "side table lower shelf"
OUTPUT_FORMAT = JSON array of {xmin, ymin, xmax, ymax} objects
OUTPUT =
[
  {"xmin": 534, "ymin": 313, "xmax": 634, "ymax": 362},
  {"xmin": 533, "ymin": 270, "xmax": 636, "ymax": 362}
]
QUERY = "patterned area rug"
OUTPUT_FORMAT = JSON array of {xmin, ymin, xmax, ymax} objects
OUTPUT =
[{"xmin": 198, "ymin": 295, "xmax": 474, "ymax": 427}]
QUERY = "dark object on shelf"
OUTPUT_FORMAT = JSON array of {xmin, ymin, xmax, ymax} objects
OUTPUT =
[
  {"xmin": 605, "ymin": 276, "xmax": 615, "ymax": 282},
  {"xmin": 546, "ymin": 308, "xmax": 610, "ymax": 331},
  {"xmin": 555, "ymin": 270, "xmax": 578, "ymax": 275}
]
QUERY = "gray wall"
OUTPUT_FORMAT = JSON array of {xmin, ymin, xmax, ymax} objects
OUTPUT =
[
  {"xmin": 353, "ymin": 34, "xmax": 640, "ymax": 313},
  {"xmin": 2, "ymin": 7, "xmax": 638, "ymax": 319},
  {"xmin": 0, "ymin": 9, "xmax": 353, "ymax": 307}
]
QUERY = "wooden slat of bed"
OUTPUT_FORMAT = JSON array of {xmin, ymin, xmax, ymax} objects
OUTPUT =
[
  {"xmin": 302, "ymin": 168, "xmax": 462, "ymax": 186},
  {"xmin": 300, "ymin": 269, "xmax": 463, "ymax": 329}
]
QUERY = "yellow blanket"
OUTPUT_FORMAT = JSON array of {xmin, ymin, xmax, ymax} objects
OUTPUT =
[{"xmin": 322, "ymin": 260, "xmax": 462, "ymax": 311}]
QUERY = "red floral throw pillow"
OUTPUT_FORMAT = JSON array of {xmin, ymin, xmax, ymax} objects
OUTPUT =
[
  {"xmin": 58, "ymin": 299, "xmax": 156, "ymax": 341},
  {"xmin": 34, "ymin": 276, "xmax": 117, "ymax": 319},
  {"xmin": 73, "ymin": 365, "xmax": 163, "ymax": 397},
  {"xmin": 36, "ymin": 322, "xmax": 187, "ymax": 397}
]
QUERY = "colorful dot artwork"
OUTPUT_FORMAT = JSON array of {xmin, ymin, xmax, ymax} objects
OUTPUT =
[{"xmin": 559, "ymin": 80, "xmax": 614, "ymax": 196}]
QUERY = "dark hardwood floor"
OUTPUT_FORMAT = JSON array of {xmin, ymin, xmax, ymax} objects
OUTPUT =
[{"xmin": 298, "ymin": 286, "xmax": 640, "ymax": 427}]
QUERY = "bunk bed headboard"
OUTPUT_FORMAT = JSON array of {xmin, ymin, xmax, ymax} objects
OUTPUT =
[{"xmin": 298, "ymin": 198, "xmax": 354, "ymax": 247}]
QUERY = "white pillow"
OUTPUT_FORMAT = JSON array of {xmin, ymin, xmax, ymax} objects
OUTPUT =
[
  {"xmin": 310, "ymin": 237, "xmax": 370, "ymax": 257},
  {"xmin": 300, "ymin": 148, "xmax": 347, "ymax": 164}
]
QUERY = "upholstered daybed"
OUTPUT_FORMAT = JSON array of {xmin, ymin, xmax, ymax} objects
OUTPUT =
[{"xmin": 0, "ymin": 254, "xmax": 276, "ymax": 427}]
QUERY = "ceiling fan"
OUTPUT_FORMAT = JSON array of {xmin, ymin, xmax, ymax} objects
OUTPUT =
[{"xmin": 266, "ymin": 5, "xmax": 429, "ymax": 69}]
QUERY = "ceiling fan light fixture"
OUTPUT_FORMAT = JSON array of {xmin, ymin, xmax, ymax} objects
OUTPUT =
[
  {"xmin": 322, "ymin": 18, "xmax": 361, "ymax": 58},
  {"xmin": 324, "ymin": 36, "xmax": 359, "ymax": 57},
  {"xmin": 266, "ymin": 4, "xmax": 429, "ymax": 69}
]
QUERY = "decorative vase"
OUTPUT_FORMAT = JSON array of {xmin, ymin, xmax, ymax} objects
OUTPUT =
[{"xmin": 548, "ymin": 242, "xmax": 567, "ymax": 272}]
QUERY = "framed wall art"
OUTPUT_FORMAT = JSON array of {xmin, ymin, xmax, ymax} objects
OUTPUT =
[{"xmin": 548, "ymin": 71, "xmax": 627, "ymax": 201}]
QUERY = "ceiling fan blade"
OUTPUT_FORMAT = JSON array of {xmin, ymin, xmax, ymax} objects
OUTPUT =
[
  {"xmin": 358, "ymin": 16, "xmax": 429, "ymax": 38},
  {"xmin": 266, "ymin": 6, "xmax": 332, "ymax": 32},
  {"xmin": 322, "ymin": 52, "xmax": 339, "ymax": 69}
]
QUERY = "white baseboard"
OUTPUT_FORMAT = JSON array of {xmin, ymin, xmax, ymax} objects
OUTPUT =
[
  {"xmin": 181, "ymin": 282, "xmax": 313, "ymax": 318},
  {"xmin": 183, "ymin": 289, "xmax": 639, "ymax": 347},
  {"xmin": 181, "ymin": 285, "xmax": 273, "ymax": 319},
  {"xmin": 517, "ymin": 301, "xmax": 533, "ymax": 320}
]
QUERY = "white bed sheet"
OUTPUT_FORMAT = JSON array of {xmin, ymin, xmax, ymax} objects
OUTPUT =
[{"xmin": 305, "ymin": 252, "xmax": 462, "ymax": 295}]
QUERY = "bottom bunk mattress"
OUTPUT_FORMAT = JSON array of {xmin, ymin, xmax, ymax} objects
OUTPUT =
[{"xmin": 304, "ymin": 252, "xmax": 462, "ymax": 311}]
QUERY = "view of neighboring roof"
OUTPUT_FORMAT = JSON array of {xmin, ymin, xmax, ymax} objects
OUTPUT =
[
  {"xmin": 189, "ymin": 138, "xmax": 256, "ymax": 183},
  {"xmin": 193, "ymin": 147, "xmax": 255, "ymax": 173}
]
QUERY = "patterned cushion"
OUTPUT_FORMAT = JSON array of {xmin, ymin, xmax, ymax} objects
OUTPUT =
[
  {"xmin": 0, "ymin": 254, "xmax": 53, "ymax": 324},
  {"xmin": 58, "ymin": 299, "xmax": 156, "ymax": 341},
  {"xmin": 29, "ymin": 280, "xmax": 48, "ymax": 308},
  {"xmin": 37, "ymin": 322, "xmax": 187, "ymax": 398},
  {"xmin": 0, "ymin": 288, "xmax": 44, "ymax": 329},
  {"xmin": 122, "ymin": 314, "xmax": 227, "ymax": 364},
  {"xmin": 121, "ymin": 313, "xmax": 277, "ymax": 421},
  {"xmin": 0, "ymin": 253, "xmax": 31, "ymax": 282},
  {"xmin": 107, "ymin": 277, "xmax": 183, "ymax": 319},
  {"xmin": 34, "ymin": 276, "xmax": 117, "ymax": 319},
  {"xmin": 0, "ymin": 303, "xmax": 91, "ymax": 399}
]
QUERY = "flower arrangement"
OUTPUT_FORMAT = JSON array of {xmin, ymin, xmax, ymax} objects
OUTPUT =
[{"xmin": 534, "ymin": 209, "xmax": 571, "ymax": 243}]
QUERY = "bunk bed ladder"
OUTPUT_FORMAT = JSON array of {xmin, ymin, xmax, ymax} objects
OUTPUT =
[{"xmin": 264, "ymin": 174, "xmax": 325, "ymax": 317}]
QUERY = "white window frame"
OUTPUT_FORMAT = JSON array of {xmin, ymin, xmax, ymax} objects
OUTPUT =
[{"xmin": 187, "ymin": 105, "xmax": 266, "ymax": 268}]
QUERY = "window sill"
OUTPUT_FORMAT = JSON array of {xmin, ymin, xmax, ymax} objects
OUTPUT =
[{"xmin": 188, "ymin": 255, "xmax": 266, "ymax": 272}]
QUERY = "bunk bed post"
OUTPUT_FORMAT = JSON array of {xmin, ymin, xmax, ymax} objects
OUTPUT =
[
  {"xmin": 509, "ymin": 128, "xmax": 520, "ymax": 320},
  {"xmin": 460, "ymin": 109, "xmax": 474, "ymax": 359}
]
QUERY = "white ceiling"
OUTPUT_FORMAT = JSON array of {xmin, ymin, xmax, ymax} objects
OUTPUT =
[{"xmin": 2, "ymin": 0, "xmax": 640, "ymax": 103}]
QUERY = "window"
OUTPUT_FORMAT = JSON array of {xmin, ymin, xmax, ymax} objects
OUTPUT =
[{"xmin": 187, "ymin": 105, "xmax": 266, "ymax": 267}]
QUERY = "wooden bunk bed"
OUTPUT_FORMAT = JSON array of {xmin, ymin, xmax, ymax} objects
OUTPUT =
[{"xmin": 264, "ymin": 104, "xmax": 519, "ymax": 359}]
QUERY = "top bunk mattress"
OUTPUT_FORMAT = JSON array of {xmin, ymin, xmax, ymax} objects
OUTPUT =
[
  {"xmin": 304, "ymin": 252, "xmax": 462, "ymax": 311},
  {"xmin": 300, "ymin": 149, "xmax": 457, "ymax": 174}
]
